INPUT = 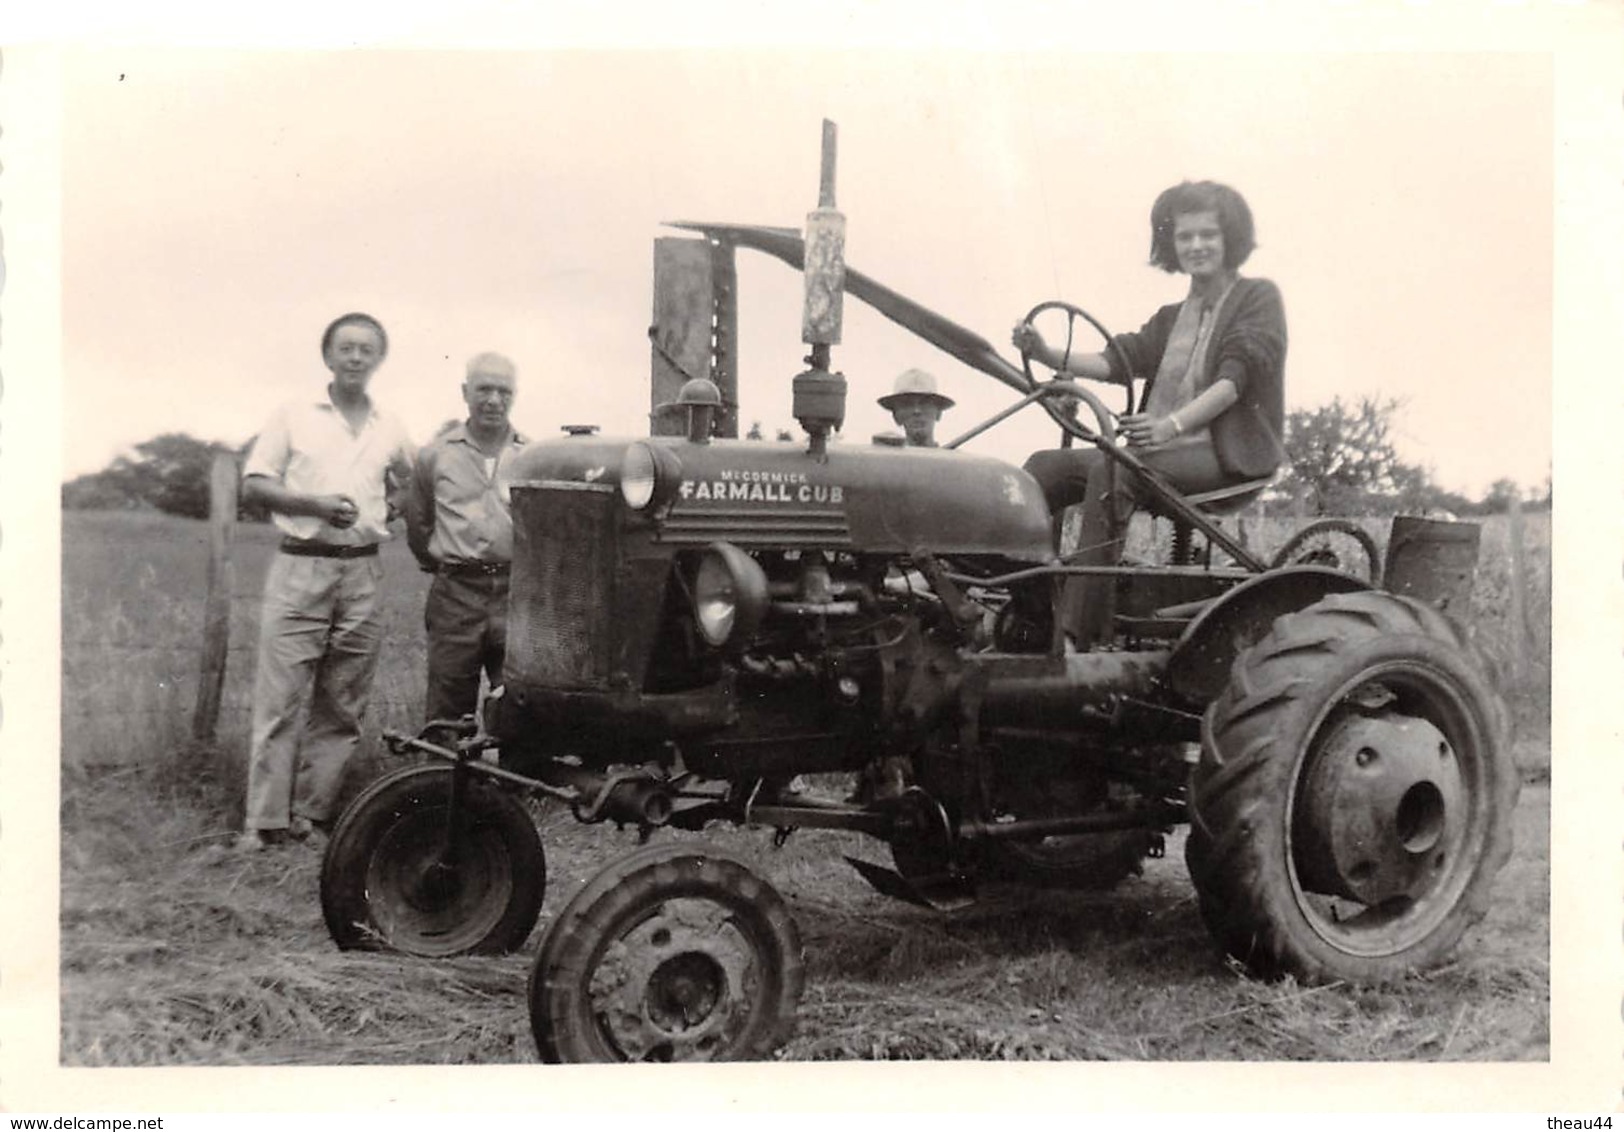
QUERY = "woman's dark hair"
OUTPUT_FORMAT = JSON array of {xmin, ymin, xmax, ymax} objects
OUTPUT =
[
  {"xmin": 1148, "ymin": 181, "xmax": 1256, "ymax": 273},
  {"xmin": 320, "ymin": 312, "xmax": 389, "ymax": 360}
]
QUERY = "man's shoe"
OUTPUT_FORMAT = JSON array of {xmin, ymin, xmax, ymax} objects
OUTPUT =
[
  {"xmin": 233, "ymin": 829, "xmax": 279, "ymax": 853},
  {"xmin": 288, "ymin": 815, "xmax": 333, "ymax": 842}
]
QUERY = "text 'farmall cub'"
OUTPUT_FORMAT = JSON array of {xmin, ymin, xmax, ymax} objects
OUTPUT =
[{"xmin": 319, "ymin": 123, "xmax": 1518, "ymax": 1064}]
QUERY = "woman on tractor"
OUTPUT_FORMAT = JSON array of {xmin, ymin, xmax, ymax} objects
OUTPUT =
[{"xmin": 1011, "ymin": 180, "xmax": 1288, "ymax": 644}]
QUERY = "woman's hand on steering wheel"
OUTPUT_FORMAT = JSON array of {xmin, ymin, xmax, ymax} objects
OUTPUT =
[
  {"xmin": 1120, "ymin": 412, "xmax": 1180, "ymax": 448},
  {"xmin": 1010, "ymin": 320, "xmax": 1050, "ymax": 366}
]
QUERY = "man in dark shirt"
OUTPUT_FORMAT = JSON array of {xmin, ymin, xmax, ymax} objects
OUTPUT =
[{"xmin": 405, "ymin": 352, "xmax": 528, "ymax": 724}]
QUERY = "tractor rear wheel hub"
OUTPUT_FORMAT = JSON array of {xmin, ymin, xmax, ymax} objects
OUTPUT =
[{"xmin": 1293, "ymin": 711, "xmax": 1464, "ymax": 905}]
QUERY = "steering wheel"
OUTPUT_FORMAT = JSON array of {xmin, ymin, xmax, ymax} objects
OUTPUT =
[{"xmin": 1016, "ymin": 300, "xmax": 1134, "ymax": 447}]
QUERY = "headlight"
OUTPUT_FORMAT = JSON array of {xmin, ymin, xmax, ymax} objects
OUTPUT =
[
  {"xmin": 693, "ymin": 542, "xmax": 768, "ymax": 648},
  {"xmin": 619, "ymin": 441, "xmax": 683, "ymax": 511}
]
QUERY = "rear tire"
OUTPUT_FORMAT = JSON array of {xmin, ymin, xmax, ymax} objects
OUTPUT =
[
  {"xmin": 320, "ymin": 764, "xmax": 546, "ymax": 957},
  {"xmin": 528, "ymin": 843, "xmax": 804, "ymax": 1063},
  {"xmin": 1186, "ymin": 591, "xmax": 1516, "ymax": 984}
]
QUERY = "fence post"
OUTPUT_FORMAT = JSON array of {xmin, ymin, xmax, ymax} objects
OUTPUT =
[
  {"xmin": 191, "ymin": 452, "xmax": 238, "ymax": 743},
  {"xmin": 1506, "ymin": 492, "xmax": 1532, "ymax": 682}
]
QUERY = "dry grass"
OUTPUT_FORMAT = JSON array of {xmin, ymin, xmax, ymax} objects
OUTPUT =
[
  {"xmin": 762, "ymin": 797, "xmax": 1549, "ymax": 1062},
  {"xmin": 57, "ymin": 767, "xmax": 1550, "ymax": 1065},
  {"xmin": 57, "ymin": 509, "xmax": 1551, "ymax": 1066},
  {"xmin": 61, "ymin": 511, "xmax": 432, "ymax": 807}
]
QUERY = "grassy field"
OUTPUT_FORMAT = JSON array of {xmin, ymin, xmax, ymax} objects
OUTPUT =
[{"xmin": 57, "ymin": 507, "xmax": 1552, "ymax": 1066}]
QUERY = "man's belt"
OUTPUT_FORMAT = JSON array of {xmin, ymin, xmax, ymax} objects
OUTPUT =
[
  {"xmin": 438, "ymin": 559, "xmax": 511, "ymax": 577},
  {"xmin": 280, "ymin": 538, "xmax": 379, "ymax": 559}
]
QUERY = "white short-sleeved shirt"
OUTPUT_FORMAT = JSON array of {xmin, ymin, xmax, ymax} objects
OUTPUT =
[{"xmin": 244, "ymin": 395, "xmax": 415, "ymax": 544}]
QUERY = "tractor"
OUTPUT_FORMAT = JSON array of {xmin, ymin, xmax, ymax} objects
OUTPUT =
[{"xmin": 318, "ymin": 127, "xmax": 1517, "ymax": 1064}]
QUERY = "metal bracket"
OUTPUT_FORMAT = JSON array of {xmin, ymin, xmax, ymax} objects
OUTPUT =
[{"xmin": 911, "ymin": 549, "xmax": 983, "ymax": 633}]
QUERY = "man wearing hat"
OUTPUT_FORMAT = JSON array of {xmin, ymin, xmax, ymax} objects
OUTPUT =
[
  {"xmin": 236, "ymin": 312, "xmax": 415, "ymax": 851},
  {"xmin": 879, "ymin": 368, "xmax": 954, "ymax": 448},
  {"xmin": 405, "ymin": 352, "xmax": 528, "ymax": 727}
]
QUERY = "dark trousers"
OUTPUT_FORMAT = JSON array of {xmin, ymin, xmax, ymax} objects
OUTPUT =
[
  {"xmin": 1023, "ymin": 440, "xmax": 1229, "ymax": 645},
  {"xmin": 424, "ymin": 571, "xmax": 510, "ymax": 723}
]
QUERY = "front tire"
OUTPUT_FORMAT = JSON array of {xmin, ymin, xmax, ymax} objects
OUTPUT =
[
  {"xmin": 320, "ymin": 763, "xmax": 546, "ymax": 957},
  {"xmin": 528, "ymin": 843, "xmax": 805, "ymax": 1063},
  {"xmin": 1186, "ymin": 591, "xmax": 1516, "ymax": 984}
]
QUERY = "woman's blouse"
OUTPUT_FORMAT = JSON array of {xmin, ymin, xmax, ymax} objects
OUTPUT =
[{"xmin": 1105, "ymin": 275, "xmax": 1288, "ymax": 480}]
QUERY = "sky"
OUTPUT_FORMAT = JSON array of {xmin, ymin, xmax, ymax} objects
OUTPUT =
[{"xmin": 54, "ymin": 42, "xmax": 1560, "ymax": 498}]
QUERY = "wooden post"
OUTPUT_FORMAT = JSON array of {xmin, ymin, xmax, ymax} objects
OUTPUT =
[
  {"xmin": 650, "ymin": 236, "xmax": 738, "ymax": 438},
  {"xmin": 192, "ymin": 451, "xmax": 238, "ymax": 743},
  {"xmin": 710, "ymin": 239, "xmax": 739, "ymax": 439},
  {"xmin": 1506, "ymin": 492, "xmax": 1532, "ymax": 681}
]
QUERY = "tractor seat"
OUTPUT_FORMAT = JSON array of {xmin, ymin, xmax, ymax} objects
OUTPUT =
[
  {"xmin": 1138, "ymin": 474, "xmax": 1274, "ymax": 520},
  {"xmin": 1180, "ymin": 475, "xmax": 1276, "ymax": 515}
]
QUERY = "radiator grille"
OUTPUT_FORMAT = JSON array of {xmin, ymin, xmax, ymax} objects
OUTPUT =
[
  {"xmin": 660, "ymin": 507, "xmax": 851, "ymax": 547},
  {"xmin": 506, "ymin": 483, "xmax": 616, "ymax": 690}
]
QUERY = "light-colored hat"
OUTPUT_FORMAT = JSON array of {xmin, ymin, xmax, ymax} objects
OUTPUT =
[{"xmin": 879, "ymin": 368, "xmax": 954, "ymax": 411}]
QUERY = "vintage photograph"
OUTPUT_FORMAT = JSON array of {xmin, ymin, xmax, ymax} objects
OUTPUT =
[{"xmin": 4, "ymin": 2, "xmax": 1618, "ymax": 1116}]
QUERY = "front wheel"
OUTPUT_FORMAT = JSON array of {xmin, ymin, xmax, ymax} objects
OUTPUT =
[
  {"xmin": 1186, "ymin": 591, "xmax": 1517, "ymax": 984},
  {"xmin": 528, "ymin": 843, "xmax": 805, "ymax": 1063},
  {"xmin": 320, "ymin": 763, "xmax": 546, "ymax": 957}
]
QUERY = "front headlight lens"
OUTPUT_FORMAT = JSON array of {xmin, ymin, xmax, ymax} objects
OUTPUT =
[
  {"xmin": 619, "ymin": 441, "xmax": 683, "ymax": 512},
  {"xmin": 693, "ymin": 542, "xmax": 768, "ymax": 648},
  {"xmin": 695, "ymin": 555, "xmax": 737, "ymax": 645},
  {"xmin": 620, "ymin": 442, "xmax": 657, "ymax": 510}
]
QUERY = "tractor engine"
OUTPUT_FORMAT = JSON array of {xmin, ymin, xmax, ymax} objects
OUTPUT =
[
  {"xmin": 488, "ymin": 428, "xmax": 1056, "ymax": 788},
  {"xmin": 686, "ymin": 544, "xmax": 971, "ymax": 781}
]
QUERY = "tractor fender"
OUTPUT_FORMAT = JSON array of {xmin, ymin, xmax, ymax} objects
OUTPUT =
[{"xmin": 1165, "ymin": 566, "xmax": 1372, "ymax": 707}]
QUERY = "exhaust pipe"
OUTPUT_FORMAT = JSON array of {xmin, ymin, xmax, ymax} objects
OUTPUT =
[{"xmin": 978, "ymin": 650, "xmax": 1170, "ymax": 729}]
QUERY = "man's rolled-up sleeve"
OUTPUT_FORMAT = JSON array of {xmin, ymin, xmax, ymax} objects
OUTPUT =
[{"xmin": 242, "ymin": 405, "xmax": 291, "ymax": 482}]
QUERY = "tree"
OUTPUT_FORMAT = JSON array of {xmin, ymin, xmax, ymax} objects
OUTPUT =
[
  {"xmin": 1478, "ymin": 477, "xmax": 1523, "ymax": 515},
  {"xmin": 62, "ymin": 432, "xmax": 243, "ymax": 519},
  {"xmin": 1386, "ymin": 462, "xmax": 1473, "ymax": 519},
  {"xmin": 744, "ymin": 419, "xmax": 796, "ymax": 442},
  {"xmin": 1279, "ymin": 395, "xmax": 1421, "ymax": 515},
  {"xmin": 61, "ymin": 469, "xmax": 148, "ymax": 511}
]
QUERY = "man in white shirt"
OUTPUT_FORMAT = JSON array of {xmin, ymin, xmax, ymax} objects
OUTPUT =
[{"xmin": 235, "ymin": 312, "xmax": 415, "ymax": 851}]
